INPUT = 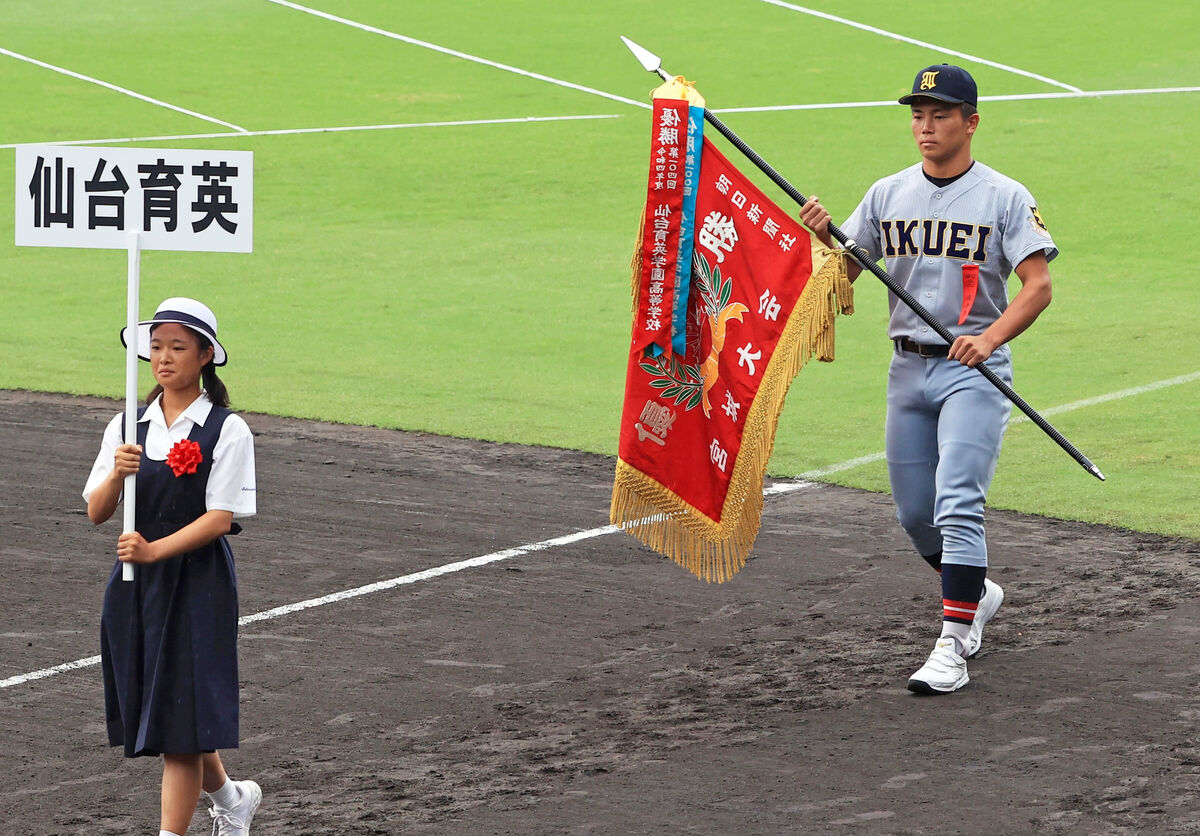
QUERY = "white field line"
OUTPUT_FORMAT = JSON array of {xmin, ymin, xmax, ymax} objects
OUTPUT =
[
  {"xmin": 4, "ymin": 86, "xmax": 1194, "ymax": 150},
  {"xmin": 983, "ymin": 86, "xmax": 1200, "ymax": 102},
  {"xmin": 767, "ymin": 370, "xmax": 1200, "ymax": 487},
  {"xmin": 1033, "ymin": 370, "xmax": 1200, "ymax": 418},
  {"xmin": 2, "ymin": 370, "xmax": 1195, "ymax": 690},
  {"xmin": 0, "ymin": 525, "xmax": 618, "ymax": 690},
  {"xmin": 0, "ymin": 47, "xmax": 247, "ymax": 133},
  {"xmin": 237, "ymin": 525, "xmax": 620, "ymax": 625},
  {"xmin": 783, "ymin": 452, "xmax": 887, "ymax": 483},
  {"xmin": 0, "ymin": 655, "xmax": 104, "ymax": 690},
  {"xmin": 0, "ymin": 114, "xmax": 621, "ymax": 150},
  {"xmin": 714, "ymin": 86, "xmax": 1200, "ymax": 114},
  {"xmin": 264, "ymin": 0, "xmax": 649, "ymax": 110},
  {"xmin": 757, "ymin": 0, "xmax": 1082, "ymax": 93}
]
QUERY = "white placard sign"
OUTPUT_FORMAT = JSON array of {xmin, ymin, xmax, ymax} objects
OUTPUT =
[
  {"xmin": 14, "ymin": 144, "xmax": 253, "ymax": 581},
  {"xmin": 15, "ymin": 144, "xmax": 252, "ymax": 252}
]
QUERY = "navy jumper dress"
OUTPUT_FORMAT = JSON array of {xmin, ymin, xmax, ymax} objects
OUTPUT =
[{"xmin": 100, "ymin": 405, "xmax": 241, "ymax": 757}]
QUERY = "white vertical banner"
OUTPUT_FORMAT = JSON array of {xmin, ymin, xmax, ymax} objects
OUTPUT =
[{"xmin": 15, "ymin": 144, "xmax": 254, "ymax": 580}]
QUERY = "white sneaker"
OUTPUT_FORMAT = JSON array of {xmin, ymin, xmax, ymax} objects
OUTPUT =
[
  {"xmin": 907, "ymin": 637, "xmax": 969, "ymax": 694},
  {"xmin": 209, "ymin": 779, "xmax": 261, "ymax": 836},
  {"xmin": 965, "ymin": 578, "xmax": 1004, "ymax": 659}
]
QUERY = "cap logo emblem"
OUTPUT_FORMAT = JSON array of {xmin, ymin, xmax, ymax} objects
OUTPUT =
[{"xmin": 920, "ymin": 71, "xmax": 940, "ymax": 90}]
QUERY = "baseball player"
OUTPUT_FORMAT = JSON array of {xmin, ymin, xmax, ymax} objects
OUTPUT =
[{"xmin": 799, "ymin": 64, "xmax": 1056, "ymax": 694}]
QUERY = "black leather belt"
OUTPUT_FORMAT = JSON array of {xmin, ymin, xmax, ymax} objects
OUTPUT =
[{"xmin": 895, "ymin": 337, "xmax": 950, "ymax": 357}]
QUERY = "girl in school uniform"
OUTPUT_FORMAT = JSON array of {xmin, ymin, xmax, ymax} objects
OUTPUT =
[{"xmin": 83, "ymin": 297, "xmax": 261, "ymax": 836}]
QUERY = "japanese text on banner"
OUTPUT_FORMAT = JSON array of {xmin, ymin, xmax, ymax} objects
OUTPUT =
[
  {"xmin": 633, "ymin": 98, "xmax": 690, "ymax": 356},
  {"xmin": 15, "ymin": 145, "xmax": 253, "ymax": 253}
]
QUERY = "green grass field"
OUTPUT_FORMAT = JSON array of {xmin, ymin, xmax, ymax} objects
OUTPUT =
[{"xmin": 2, "ymin": 1, "xmax": 1197, "ymax": 539}]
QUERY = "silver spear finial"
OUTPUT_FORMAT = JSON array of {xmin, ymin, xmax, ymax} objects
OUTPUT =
[{"xmin": 620, "ymin": 36, "xmax": 670, "ymax": 80}]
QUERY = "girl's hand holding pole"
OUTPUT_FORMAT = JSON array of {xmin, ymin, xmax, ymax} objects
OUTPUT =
[
  {"xmin": 115, "ymin": 510, "xmax": 234, "ymax": 566},
  {"xmin": 88, "ymin": 444, "xmax": 143, "ymax": 526},
  {"xmin": 111, "ymin": 444, "xmax": 142, "ymax": 479},
  {"xmin": 117, "ymin": 531, "xmax": 158, "ymax": 564}
]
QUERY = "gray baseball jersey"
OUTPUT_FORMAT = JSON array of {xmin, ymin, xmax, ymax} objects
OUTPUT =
[{"xmin": 841, "ymin": 160, "xmax": 1057, "ymax": 342}]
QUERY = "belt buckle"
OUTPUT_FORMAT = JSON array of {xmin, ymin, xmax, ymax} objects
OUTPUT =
[{"xmin": 917, "ymin": 343, "xmax": 938, "ymax": 358}]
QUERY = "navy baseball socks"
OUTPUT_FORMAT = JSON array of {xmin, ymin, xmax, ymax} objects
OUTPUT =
[
  {"xmin": 915, "ymin": 553, "xmax": 1004, "ymax": 656},
  {"xmin": 908, "ymin": 561, "xmax": 1004, "ymax": 694}
]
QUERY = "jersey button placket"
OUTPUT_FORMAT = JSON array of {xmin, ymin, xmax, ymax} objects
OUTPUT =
[
  {"xmin": 927, "ymin": 194, "xmax": 941, "ymax": 268},
  {"xmin": 924, "ymin": 195, "xmax": 941, "ymax": 329}
]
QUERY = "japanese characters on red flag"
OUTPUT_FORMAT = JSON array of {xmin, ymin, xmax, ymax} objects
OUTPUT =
[
  {"xmin": 632, "ymin": 77, "xmax": 707, "ymax": 359},
  {"xmin": 15, "ymin": 145, "xmax": 252, "ymax": 252},
  {"xmin": 613, "ymin": 117, "xmax": 853, "ymax": 583},
  {"xmin": 633, "ymin": 97, "xmax": 687, "ymax": 357}
]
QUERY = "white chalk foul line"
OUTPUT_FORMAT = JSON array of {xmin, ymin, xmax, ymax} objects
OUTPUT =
[
  {"xmin": 983, "ymin": 86, "xmax": 1200, "ymax": 103},
  {"xmin": 0, "ymin": 47, "xmax": 248, "ymax": 133},
  {"xmin": 4, "ymin": 370, "xmax": 1195, "ymax": 690},
  {"xmin": 265, "ymin": 0, "xmax": 648, "ymax": 110},
  {"xmin": 0, "ymin": 526, "xmax": 615, "ymax": 690},
  {"xmin": 0, "ymin": 114, "xmax": 622, "ymax": 150},
  {"xmin": 765, "ymin": 369, "xmax": 1200, "ymax": 489},
  {"xmin": 713, "ymin": 86, "xmax": 1200, "ymax": 115},
  {"xmin": 0, "ymin": 655, "xmax": 103, "ymax": 690},
  {"xmin": 757, "ymin": 0, "xmax": 1082, "ymax": 93},
  {"xmin": 1033, "ymin": 370, "xmax": 1200, "ymax": 418},
  {"xmin": 4, "ymin": 87, "xmax": 1193, "ymax": 149},
  {"xmin": 238, "ymin": 525, "xmax": 619, "ymax": 625}
]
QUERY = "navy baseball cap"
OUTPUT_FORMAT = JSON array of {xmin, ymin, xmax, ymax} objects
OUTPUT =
[{"xmin": 899, "ymin": 64, "xmax": 977, "ymax": 107}]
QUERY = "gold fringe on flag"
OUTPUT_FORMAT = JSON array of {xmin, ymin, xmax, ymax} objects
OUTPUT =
[
  {"xmin": 611, "ymin": 244, "xmax": 853, "ymax": 583},
  {"xmin": 629, "ymin": 205, "xmax": 646, "ymax": 312}
]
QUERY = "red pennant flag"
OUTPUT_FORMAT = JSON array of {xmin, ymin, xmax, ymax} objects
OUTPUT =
[
  {"xmin": 958, "ymin": 263, "xmax": 979, "ymax": 325},
  {"xmin": 612, "ymin": 133, "xmax": 853, "ymax": 582}
]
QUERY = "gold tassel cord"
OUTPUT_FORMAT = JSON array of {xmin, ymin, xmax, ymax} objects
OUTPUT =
[{"xmin": 611, "ymin": 248, "xmax": 852, "ymax": 582}]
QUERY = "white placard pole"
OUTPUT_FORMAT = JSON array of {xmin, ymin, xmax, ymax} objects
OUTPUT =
[{"xmin": 121, "ymin": 233, "xmax": 140, "ymax": 582}]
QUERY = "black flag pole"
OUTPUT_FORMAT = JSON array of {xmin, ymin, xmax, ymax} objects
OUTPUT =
[{"xmin": 620, "ymin": 36, "xmax": 1105, "ymax": 481}]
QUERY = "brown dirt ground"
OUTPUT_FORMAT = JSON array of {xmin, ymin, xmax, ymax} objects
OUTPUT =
[{"xmin": 1, "ymin": 389, "xmax": 1198, "ymax": 835}]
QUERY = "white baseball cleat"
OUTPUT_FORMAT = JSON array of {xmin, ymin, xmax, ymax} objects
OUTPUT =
[
  {"xmin": 907, "ymin": 637, "xmax": 969, "ymax": 695},
  {"xmin": 966, "ymin": 578, "xmax": 1004, "ymax": 659},
  {"xmin": 209, "ymin": 779, "xmax": 261, "ymax": 836}
]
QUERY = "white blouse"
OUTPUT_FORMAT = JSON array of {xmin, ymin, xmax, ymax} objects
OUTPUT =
[{"xmin": 83, "ymin": 392, "xmax": 257, "ymax": 518}]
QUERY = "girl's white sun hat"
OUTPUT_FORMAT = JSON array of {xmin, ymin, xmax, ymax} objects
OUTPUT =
[{"xmin": 120, "ymin": 297, "xmax": 227, "ymax": 366}]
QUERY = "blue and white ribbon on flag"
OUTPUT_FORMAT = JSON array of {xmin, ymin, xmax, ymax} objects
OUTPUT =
[{"xmin": 671, "ymin": 106, "xmax": 704, "ymax": 355}]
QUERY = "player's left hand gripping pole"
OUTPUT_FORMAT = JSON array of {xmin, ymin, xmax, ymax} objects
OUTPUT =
[{"xmin": 621, "ymin": 37, "xmax": 1105, "ymax": 482}]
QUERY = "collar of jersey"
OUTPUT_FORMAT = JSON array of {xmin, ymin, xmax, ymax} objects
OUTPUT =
[
  {"xmin": 139, "ymin": 392, "xmax": 214, "ymax": 430},
  {"xmin": 923, "ymin": 160, "xmax": 975, "ymax": 189}
]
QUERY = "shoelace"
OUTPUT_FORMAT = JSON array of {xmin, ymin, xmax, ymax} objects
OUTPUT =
[{"xmin": 209, "ymin": 805, "xmax": 247, "ymax": 836}]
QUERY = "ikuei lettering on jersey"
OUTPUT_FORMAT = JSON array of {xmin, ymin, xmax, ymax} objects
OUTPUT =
[{"xmin": 879, "ymin": 218, "xmax": 992, "ymax": 261}]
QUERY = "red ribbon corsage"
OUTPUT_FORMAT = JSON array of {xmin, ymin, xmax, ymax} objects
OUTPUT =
[{"xmin": 166, "ymin": 439, "xmax": 203, "ymax": 477}]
